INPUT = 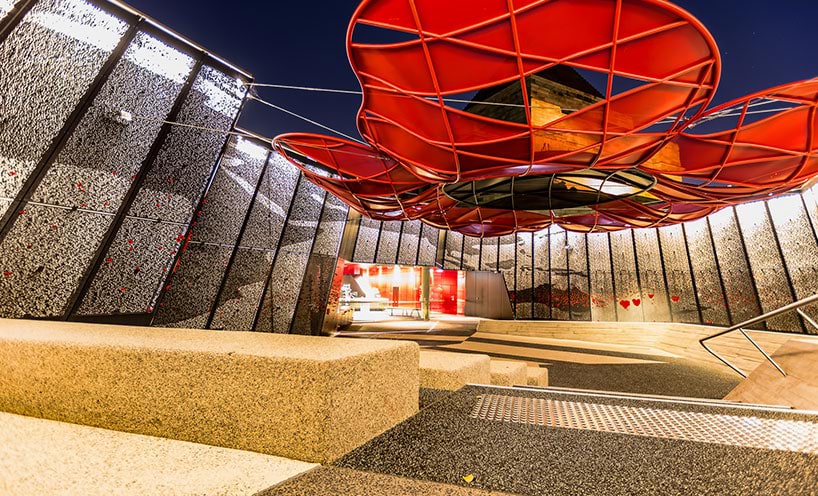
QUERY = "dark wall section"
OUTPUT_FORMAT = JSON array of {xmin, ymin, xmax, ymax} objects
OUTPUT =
[{"xmin": 351, "ymin": 191, "xmax": 818, "ymax": 333}]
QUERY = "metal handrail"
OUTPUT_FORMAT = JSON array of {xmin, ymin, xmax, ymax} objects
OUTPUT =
[{"xmin": 699, "ymin": 294, "xmax": 818, "ymax": 378}]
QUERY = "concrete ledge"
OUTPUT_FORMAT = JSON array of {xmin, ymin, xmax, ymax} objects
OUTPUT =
[
  {"xmin": 527, "ymin": 366, "xmax": 549, "ymax": 387},
  {"xmin": 419, "ymin": 350, "xmax": 490, "ymax": 390},
  {"xmin": 0, "ymin": 319, "xmax": 419, "ymax": 463},
  {"xmin": 489, "ymin": 360, "xmax": 527, "ymax": 386},
  {"xmin": 0, "ymin": 411, "xmax": 317, "ymax": 496}
]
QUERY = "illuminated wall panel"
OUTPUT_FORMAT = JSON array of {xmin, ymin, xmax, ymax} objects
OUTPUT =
[
  {"xmin": 480, "ymin": 237, "xmax": 498, "ymax": 272},
  {"xmin": 417, "ymin": 223, "xmax": 438, "ymax": 266},
  {"xmin": 587, "ymin": 233, "xmax": 616, "ymax": 322},
  {"xmin": 211, "ymin": 155, "xmax": 299, "ymax": 330},
  {"xmin": 684, "ymin": 218, "xmax": 729, "ymax": 326},
  {"xmin": 353, "ymin": 217, "xmax": 380, "ymax": 263},
  {"xmin": 632, "ymin": 229, "xmax": 670, "ymax": 322},
  {"xmin": 443, "ymin": 231, "xmax": 463, "ymax": 270},
  {"xmin": 498, "ymin": 234, "xmax": 515, "ymax": 297},
  {"xmin": 77, "ymin": 64, "xmax": 244, "ymax": 315},
  {"xmin": 736, "ymin": 202, "xmax": 799, "ymax": 331},
  {"xmin": 708, "ymin": 208, "xmax": 762, "ymax": 326},
  {"xmin": 291, "ymin": 193, "xmax": 348, "ymax": 335},
  {"xmin": 768, "ymin": 194, "xmax": 818, "ymax": 326},
  {"xmin": 549, "ymin": 227, "xmax": 569, "ymax": 320},
  {"xmin": 515, "ymin": 232, "xmax": 533, "ymax": 319},
  {"xmin": 256, "ymin": 179, "xmax": 324, "ymax": 333},
  {"xmin": 567, "ymin": 231, "xmax": 590, "ymax": 321},
  {"xmin": 0, "ymin": 0, "xmax": 23, "ymax": 20},
  {"xmin": 375, "ymin": 220, "xmax": 400, "ymax": 264},
  {"xmin": 609, "ymin": 230, "xmax": 643, "ymax": 321},
  {"xmin": 657, "ymin": 224, "xmax": 697, "ymax": 323},
  {"xmin": 154, "ymin": 136, "xmax": 267, "ymax": 327},
  {"xmin": 397, "ymin": 220, "xmax": 421, "ymax": 266},
  {"xmin": 0, "ymin": 0, "xmax": 128, "ymax": 217},
  {"xmin": 461, "ymin": 235, "xmax": 480, "ymax": 271},
  {"xmin": 532, "ymin": 229, "xmax": 549, "ymax": 319}
]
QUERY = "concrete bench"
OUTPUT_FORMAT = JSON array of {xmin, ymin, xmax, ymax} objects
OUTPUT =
[
  {"xmin": 489, "ymin": 360, "xmax": 528, "ymax": 386},
  {"xmin": 527, "ymin": 366, "xmax": 549, "ymax": 387},
  {"xmin": 418, "ymin": 350, "xmax": 491, "ymax": 390},
  {"xmin": 0, "ymin": 411, "xmax": 317, "ymax": 496},
  {"xmin": 0, "ymin": 319, "xmax": 419, "ymax": 464}
]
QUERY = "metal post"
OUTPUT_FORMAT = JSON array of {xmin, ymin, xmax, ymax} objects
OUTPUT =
[
  {"xmin": 584, "ymin": 232, "xmax": 592, "ymax": 322},
  {"xmin": 205, "ymin": 148, "xmax": 273, "ymax": 329},
  {"xmin": 395, "ymin": 221, "xmax": 405, "ymax": 265},
  {"xmin": 0, "ymin": 19, "xmax": 142, "ymax": 249},
  {"xmin": 421, "ymin": 266, "xmax": 431, "ymax": 321},
  {"xmin": 66, "ymin": 56, "xmax": 205, "ymax": 320},
  {"xmin": 655, "ymin": 228, "xmax": 673, "ymax": 322}
]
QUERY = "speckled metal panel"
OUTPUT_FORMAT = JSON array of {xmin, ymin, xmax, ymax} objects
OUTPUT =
[
  {"xmin": 397, "ymin": 220, "xmax": 420, "ymax": 266},
  {"xmin": 632, "ymin": 229, "xmax": 671, "ymax": 322},
  {"xmin": 684, "ymin": 218, "xmax": 729, "ymax": 326},
  {"xmin": 210, "ymin": 248, "xmax": 275, "ymax": 331},
  {"xmin": 353, "ymin": 217, "xmax": 380, "ymax": 263},
  {"xmin": 375, "ymin": 221, "xmax": 400, "ymax": 264},
  {"xmin": 0, "ymin": 0, "xmax": 22, "ymax": 20},
  {"xmin": 768, "ymin": 194, "xmax": 818, "ymax": 325},
  {"xmin": 803, "ymin": 187, "xmax": 818, "ymax": 239},
  {"xmin": 498, "ymin": 234, "xmax": 515, "ymax": 298},
  {"xmin": 128, "ymin": 65, "xmax": 244, "ymax": 224},
  {"xmin": 443, "ymin": 231, "xmax": 463, "ymax": 270},
  {"xmin": 153, "ymin": 242, "xmax": 232, "ymax": 328},
  {"xmin": 567, "ymin": 231, "xmax": 590, "ymax": 321},
  {"xmin": 239, "ymin": 154, "xmax": 299, "ymax": 250},
  {"xmin": 291, "ymin": 194, "xmax": 348, "ymax": 335},
  {"xmin": 587, "ymin": 233, "xmax": 616, "ymax": 321},
  {"xmin": 549, "ymin": 228, "xmax": 569, "ymax": 320},
  {"xmin": 0, "ymin": 0, "xmax": 128, "ymax": 216},
  {"xmin": 532, "ymin": 229, "xmax": 549, "ymax": 319},
  {"xmin": 190, "ymin": 137, "xmax": 267, "ymax": 244},
  {"xmin": 515, "ymin": 232, "xmax": 533, "ymax": 319},
  {"xmin": 480, "ymin": 237, "xmax": 498, "ymax": 272},
  {"xmin": 461, "ymin": 235, "xmax": 480, "ymax": 271},
  {"xmin": 0, "ymin": 205, "xmax": 110, "ymax": 317},
  {"xmin": 76, "ymin": 65, "xmax": 244, "ymax": 316},
  {"xmin": 32, "ymin": 32, "xmax": 194, "ymax": 212},
  {"xmin": 709, "ymin": 207, "xmax": 763, "ymax": 326},
  {"xmin": 77, "ymin": 217, "xmax": 186, "ymax": 315},
  {"xmin": 471, "ymin": 394, "xmax": 818, "ymax": 455},
  {"xmin": 657, "ymin": 224, "xmax": 697, "ymax": 323},
  {"xmin": 609, "ymin": 230, "xmax": 644, "ymax": 321},
  {"xmin": 417, "ymin": 223, "xmax": 438, "ymax": 266},
  {"xmin": 256, "ymin": 179, "xmax": 324, "ymax": 333},
  {"xmin": 736, "ymin": 201, "xmax": 799, "ymax": 332}
]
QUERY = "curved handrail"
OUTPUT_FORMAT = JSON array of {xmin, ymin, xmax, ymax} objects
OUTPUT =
[{"xmin": 699, "ymin": 294, "xmax": 818, "ymax": 378}]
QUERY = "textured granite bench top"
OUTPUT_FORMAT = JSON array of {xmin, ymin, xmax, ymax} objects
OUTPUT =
[{"xmin": 0, "ymin": 318, "xmax": 412, "ymax": 361}]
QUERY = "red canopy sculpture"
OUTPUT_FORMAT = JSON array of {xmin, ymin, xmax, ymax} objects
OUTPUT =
[{"xmin": 273, "ymin": 0, "xmax": 818, "ymax": 237}]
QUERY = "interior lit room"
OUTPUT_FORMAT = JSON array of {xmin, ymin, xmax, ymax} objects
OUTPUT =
[{"xmin": 1, "ymin": 0, "xmax": 817, "ymax": 494}]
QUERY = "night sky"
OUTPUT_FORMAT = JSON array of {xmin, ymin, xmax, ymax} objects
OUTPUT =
[{"xmin": 126, "ymin": 0, "xmax": 818, "ymax": 141}]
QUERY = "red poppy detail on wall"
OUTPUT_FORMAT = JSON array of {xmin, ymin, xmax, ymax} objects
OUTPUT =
[{"xmin": 274, "ymin": 0, "xmax": 818, "ymax": 237}]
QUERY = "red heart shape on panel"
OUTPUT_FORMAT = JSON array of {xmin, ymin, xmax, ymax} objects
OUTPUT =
[
  {"xmin": 620, "ymin": 300, "xmax": 631, "ymax": 310},
  {"xmin": 632, "ymin": 299, "xmax": 641, "ymax": 306},
  {"xmin": 671, "ymin": 295, "xmax": 680, "ymax": 302},
  {"xmin": 648, "ymin": 294, "xmax": 655, "ymax": 299}
]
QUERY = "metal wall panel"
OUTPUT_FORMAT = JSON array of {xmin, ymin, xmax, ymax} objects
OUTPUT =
[
  {"xmin": 210, "ymin": 155, "xmax": 300, "ymax": 330},
  {"xmin": 154, "ymin": 136, "xmax": 267, "ymax": 327},
  {"xmin": 375, "ymin": 220, "xmax": 400, "ymax": 264},
  {"xmin": 443, "ymin": 230, "xmax": 464, "ymax": 270},
  {"xmin": 462, "ymin": 235, "xmax": 481, "ymax": 271},
  {"xmin": 515, "ymin": 232, "xmax": 533, "ymax": 319},
  {"xmin": 498, "ymin": 234, "xmax": 515, "ymax": 301},
  {"xmin": 632, "ymin": 229, "xmax": 671, "ymax": 322},
  {"xmin": 567, "ymin": 231, "xmax": 590, "ymax": 321},
  {"xmin": 708, "ymin": 208, "xmax": 763, "ymax": 326},
  {"xmin": 76, "ymin": 64, "xmax": 244, "ymax": 315},
  {"xmin": 609, "ymin": 230, "xmax": 643, "ymax": 321},
  {"xmin": 736, "ymin": 201, "xmax": 799, "ymax": 331},
  {"xmin": 0, "ymin": 0, "xmax": 24, "ymax": 21},
  {"xmin": 397, "ymin": 220, "xmax": 421, "ymax": 266},
  {"xmin": 417, "ymin": 223, "xmax": 439, "ymax": 266},
  {"xmin": 587, "ymin": 232, "xmax": 616, "ymax": 321},
  {"xmin": 353, "ymin": 217, "xmax": 380, "ymax": 263},
  {"xmin": 0, "ymin": 0, "xmax": 128, "ymax": 218},
  {"xmin": 256, "ymin": 178, "xmax": 324, "ymax": 333},
  {"xmin": 480, "ymin": 237, "xmax": 498, "ymax": 272},
  {"xmin": 549, "ymin": 227, "xmax": 569, "ymax": 320},
  {"xmin": 684, "ymin": 218, "xmax": 729, "ymax": 326},
  {"xmin": 657, "ymin": 224, "xmax": 697, "ymax": 323},
  {"xmin": 532, "ymin": 229, "xmax": 549, "ymax": 319}
]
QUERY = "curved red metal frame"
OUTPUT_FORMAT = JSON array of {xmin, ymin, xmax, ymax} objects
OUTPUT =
[{"xmin": 273, "ymin": 0, "xmax": 818, "ymax": 237}]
